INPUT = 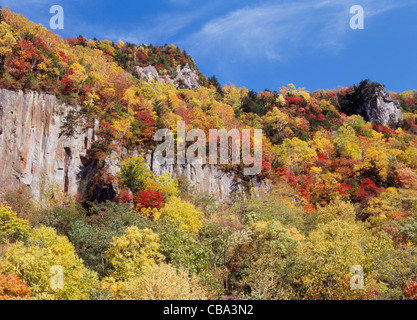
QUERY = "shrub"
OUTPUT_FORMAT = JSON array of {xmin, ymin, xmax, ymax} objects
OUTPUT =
[
  {"xmin": 403, "ymin": 280, "xmax": 417, "ymax": 300},
  {"xmin": 69, "ymin": 220, "xmax": 120, "ymax": 278},
  {"xmin": 1, "ymin": 185, "xmax": 36, "ymax": 222},
  {"xmin": 69, "ymin": 202, "xmax": 153, "ymax": 277},
  {"xmin": 118, "ymin": 156, "xmax": 153, "ymax": 195},
  {"xmin": 137, "ymin": 190, "xmax": 164, "ymax": 210},
  {"xmin": 0, "ymin": 205, "xmax": 31, "ymax": 244},
  {"xmin": 136, "ymin": 206, "xmax": 161, "ymax": 221},
  {"xmin": 153, "ymin": 173, "xmax": 179, "ymax": 197},
  {"xmin": 0, "ymin": 273, "xmax": 31, "ymax": 300},
  {"xmin": 118, "ymin": 263, "xmax": 209, "ymax": 300},
  {"xmin": 39, "ymin": 204, "xmax": 85, "ymax": 237},
  {"xmin": 159, "ymin": 227, "xmax": 211, "ymax": 274}
]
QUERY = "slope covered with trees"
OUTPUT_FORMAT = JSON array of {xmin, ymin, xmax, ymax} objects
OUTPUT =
[{"xmin": 1, "ymin": 8, "xmax": 417, "ymax": 300}]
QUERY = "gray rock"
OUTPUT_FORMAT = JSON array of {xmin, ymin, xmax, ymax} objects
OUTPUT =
[
  {"xmin": 135, "ymin": 63, "xmax": 200, "ymax": 89},
  {"xmin": 148, "ymin": 153, "xmax": 271, "ymax": 203},
  {"xmin": 342, "ymin": 85, "xmax": 403, "ymax": 126},
  {"xmin": 135, "ymin": 65, "xmax": 165, "ymax": 83},
  {"xmin": 363, "ymin": 87, "xmax": 403, "ymax": 126},
  {"xmin": 0, "ymin": 89, "xmax": 95, "ymax": 200},
  {"xmin": 174, "ymin": 64, "xmax": 200, "ymax": 89}
]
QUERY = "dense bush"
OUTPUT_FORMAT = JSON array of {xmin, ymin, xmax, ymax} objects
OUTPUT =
[{"xmin": 0, "ymin": 205, "xmax": 31, "ymax": 244}]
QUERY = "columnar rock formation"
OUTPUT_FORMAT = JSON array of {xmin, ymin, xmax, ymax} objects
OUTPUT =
[
  {"xmin": 0, "ymin": 89, "xmax": 94, "ymax": 200},
  {"xmin": 0, "ymin": 89, "xmax": 268, "ymax": 202},
  {"xmin": 1, "ymin": 85, "xmax": 402, "ymax": 203}
]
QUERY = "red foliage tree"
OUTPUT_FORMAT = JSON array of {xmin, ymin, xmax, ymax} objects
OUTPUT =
[
  {"xmin": 335, "ymin": 182, "xmax": 353, "ymax": 196},
  {"xmin": 286, "ymin": 96, "xmax": 304, "ymax": 107},
  {"xmin": 276, "ymin": 167, "xmax": 288, "ymax": 180},
  {"xmin": 287, "ymin": 171, "xmax": 298, "ymax": 187},
  {"xmin": 0, "ymin": 273, "xmax": 31, "ymax": 300},
  {"xmin": 403, "ymin": 281, "xmax": 417, "ymax": 300},
  {"xmin": 118, "ymin": 189, "xmax": 135, "ymax": 203},
  {"xmin": 135, "ymin": 111, "xmax": 156, "ymax": 143},
  {"xmin": 261, "ymin": 155, "xmax": 272, "ymax": 173},
  {"xmin": 137, "ymin": 190, "xmax": 164, "ymax": 210},
  {"xmin": 354, "ymin": 178, "xmax": 381, "ymax": 204}
]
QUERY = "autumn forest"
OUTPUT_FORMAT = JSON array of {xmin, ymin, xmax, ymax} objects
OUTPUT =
[{"xmin": 1, "ymin": 8, "xmax": 417, "ymax": 301}]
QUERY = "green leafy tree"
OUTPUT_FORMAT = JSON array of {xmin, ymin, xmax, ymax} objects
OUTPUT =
[{"xmin": 118, "ymin": 156, "xmax": 154, "ymax": 195}]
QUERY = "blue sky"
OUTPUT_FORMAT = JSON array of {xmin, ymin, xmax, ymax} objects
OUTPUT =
[{"xmin": 2, "ymin": 0, "xmax": 417, "ymax": 93}]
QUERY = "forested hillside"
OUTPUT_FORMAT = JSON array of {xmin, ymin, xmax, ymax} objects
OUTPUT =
[{"xmin": 1, "ymin": 8, "xmax": 417, "ymax": 300}]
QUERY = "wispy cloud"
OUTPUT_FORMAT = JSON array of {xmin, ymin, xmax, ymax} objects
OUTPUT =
[
  {"xmin": 5, "ymin": 0, "xmax": 413, "ymax": 63},
  {"xmin": 180, "ymin": 0, "xmax": 414, "ymax": 62},
  {"xmin": 2, "ymin": 0, "xmax": 63, "ymax": 6},
  {"xmin": 89, "ymin": 7, "xmax": 206, "ymax": 46}
]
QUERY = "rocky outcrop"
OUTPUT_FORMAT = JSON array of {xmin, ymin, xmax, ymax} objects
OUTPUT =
[
  {"xmin": 359, "ymin": 87, "xmax": 403, "ymax": 126},
  {"xmin": 340, "ymin": 83, "xmax": 403, "ymax": 126},
  {"xmin": 135, "ymin": 63, "xmax": 200, "ymax": 89},
  {"xmin": 0, "ymin": 89, "xmax": 95, "ymax": 200}
]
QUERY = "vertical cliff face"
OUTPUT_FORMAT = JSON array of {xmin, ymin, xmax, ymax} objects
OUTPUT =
[
  {"xmin": 0, "ymin": 89, "xmax": 95, "ymax": 200},
  {"xmin": 0, "ymin": 88, "xmax": 268, "ymax": 202},
  {"xmin": 147, "ymin": 154, "xmax": 270, "ymax": 202}
]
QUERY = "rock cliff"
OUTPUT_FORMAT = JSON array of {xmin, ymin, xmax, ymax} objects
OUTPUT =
[
  {"xmin": 146, "ymin": 154, "xmax": 271, "ymax": 202},
  {"xmin": 0, "ymin": 89, "xmax": 267, "ymax": 202},
  {"xmin": 0, "ymin": 89, "xmax": 95, "ymax": 200}
]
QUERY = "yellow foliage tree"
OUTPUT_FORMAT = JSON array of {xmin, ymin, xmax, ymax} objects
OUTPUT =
[
  {"xmin": 117, "ymin": 263, "xmax": 209, "ymax": 300},
  {"xmin": 312, "ymin": 130, "xmax": 334, "ymax": 158},
  {"xmin": 333, "ymin": 125, "xmax": 362, "ymax": 160},
  {"xmin": 0, "ymin": 21, "xmax": 16, "ymax": 62},
  {"xmin": 300, "ymin": 219, "xmax": 391, "ymax": 300},
  {"xmin": 0, "ymin": 226, "xmax": 99, "ymax": 300},
  {"xmin": 362, "ymin": 131, "xmax": 389, "ymax": 179},
  {"xmin": 278, "ymin": 137, "xmax": 317, "ymax": 173},
  {"xmin": 160, "ymin": 196, "xmax": 203, "ymax": 233},
  {"xmin": 0, "ymin": 205, "xmax": 31, "ymax": 244},
  {"xmin": 105, "ymin": 226, "xmax": 163, "ymax": 281}
]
